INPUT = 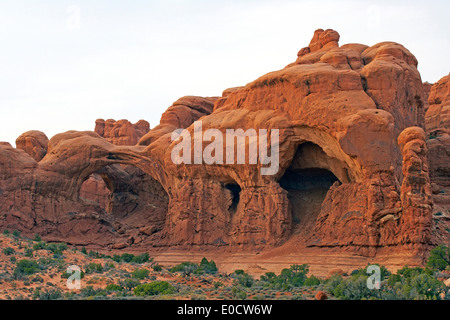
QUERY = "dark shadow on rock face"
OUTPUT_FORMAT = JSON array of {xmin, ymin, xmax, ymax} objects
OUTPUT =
[
  {"xmin": 79, "ymin": 164, "xmax": 169, "ymax": 238},
  {"xmin": 225, "ymin": 183, "xmax": 241, "ymax": 215},
  {"xmin": 280, "ymin": 143, "xmax": 340, "ymax": 237}
]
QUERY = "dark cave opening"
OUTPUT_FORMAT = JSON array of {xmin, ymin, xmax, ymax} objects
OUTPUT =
[
  {"xmin": 225, "ymin": 183, "xmax": 241, "ymax": 214},
  {"xmin": 280, "ymin": 142, "xmax": 341, "ymax": 236}
]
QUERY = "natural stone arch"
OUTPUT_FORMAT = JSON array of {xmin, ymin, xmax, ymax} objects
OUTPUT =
[
  {"xmin": 76, "ymin": 161, "xmax": 170, "ymax": 243},
  {"xmin": 277, "ymin": 125, "xmax": 363, "ymax": 184}
]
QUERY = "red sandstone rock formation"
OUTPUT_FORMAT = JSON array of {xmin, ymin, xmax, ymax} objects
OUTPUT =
[
  {"xmin": 15, "ymin": 130, "xmax": 49, "ymax": 162},
  {"xmin": 425, "ymin": 75, "xmax": 450, "ymax": 246},
  {"xmin": 0, "ymin": 29, "xmax": 446, "ymax": 259},
  {"xmin": 95, "ymin": 119, "xmax": 150, "ymax": 146}
]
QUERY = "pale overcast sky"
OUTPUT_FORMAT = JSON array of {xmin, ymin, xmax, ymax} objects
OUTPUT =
[{"xmin": 0, "ymin": 0, "xmax": 449, "ymax": 145}]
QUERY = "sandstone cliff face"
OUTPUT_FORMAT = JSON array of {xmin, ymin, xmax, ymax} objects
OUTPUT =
[
  {"xmin": 425, "ymin": 75, "xmax": 450, "ymax": 246},
  {"xmin": 0, "ymin": 29, "xmax": 445, "ymax": 258}
]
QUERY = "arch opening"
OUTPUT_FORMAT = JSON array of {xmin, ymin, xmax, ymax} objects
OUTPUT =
[
  {"xmin": 79, "ymin": 164, "xmax": 169, "ymax": 231},
  {"xmin": 279, "ymin": 142, "xmax": 341, "ymax": 237}
]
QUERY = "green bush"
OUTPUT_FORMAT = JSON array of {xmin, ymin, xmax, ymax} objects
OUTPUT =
[
  {"xmin": 426, "ymin": 245, "xmax": 450, "ymax": 271},
  {"xmin": 25, "ymin": 248, "xmax": 33, "ymax": 257},
  {"xmin": 111, "ymin": 252, "xmax": 152, "ymax": 264},
  {"xmin": 290, "ymin": 264, "xmax": 309, "ymax": 274},
  {"xmin": 132, "ymin": 268, "xmax": 150, "ymax": 280},
  {"xmin": 119, "ymin": 278, "xmax": 141, "ymax": 291},
  {"xmin": 260, "ymin": 272, "xmax": 276, "ymax": 281},
  {"xmin": 85, "ymin": 263, "xmax": 104, "ymax": 274},
  {"xmin": 131, "ymin": 253, "xmax": 151, "ymax": 264},
  {"xmin": 33, "ymin": 288, "xmax": 62, "ymax": 300},
  {"xmin": 304, "ymin": 275, "xmax": 321, "ymax": 286},
  {"xmin": 258, "ymin": 265, "xmax": 311, "ymax": 290},
  {"xmin": 152, "ymin": 264, "xmax": 162, "ymax": 272},
  {"xmin": 105, "ymin": 283, "xmax": 123, "ymax": 291},
  {"xmin": 81, "ymin": 286, "xmax": 107, "ymax": 298},
  {"xmin": 33, "ymin": 234, "xmax": 41, "ymax": 242},
  {"xmin": 32, "ymin": 242, "xmax": 46, "ymax": 251},
  {"xmin": 170, "ymin": 262, "xmax": 200, "ymax": 276},
  {"xmin": 237, "ymin": 273, "xmax": 254, "ymax": 288},
  {"xmin": 326, "ymin": 264, "xmax": 446, "ymax": 300},
  {"xmin": 134, "ymin": 281, "xmax": 176, "ymax": 296},
  {"xmin": 12, "ymin": 230, "xmax": 21, "ymax": 238},
  {"xmin": 14, "ymin": 259, "xmax": 39, "ymax": 278},
  {"xmin": 121, "ymin": 253, "xmax": 135, "ymax": 263},
  {"xmin": 200, "ymin": 258, "xmax": 218, "ymax": 274},
  {"xmin": 3, "ymin": 247, "xmax": 15, "ymax": 255},
  {"xmin": 231, "ymin": 286, "xmax": 247, "ymax": 300}
]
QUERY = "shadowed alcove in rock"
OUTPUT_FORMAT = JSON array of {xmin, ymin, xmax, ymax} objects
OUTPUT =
[
  {"xmin": 279, "ymin": 142, "xmax": 342, "ymax": 237},
  {"xmin": 79, "ymin": 164, "xmax": 169, "ymax": 233}
]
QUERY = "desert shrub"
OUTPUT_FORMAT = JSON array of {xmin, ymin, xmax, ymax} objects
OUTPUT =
[
  {"xmin": 105, "ymin": 262, "xmax": 115, "ymax": 270},
  {"xmin": 110, "ymin": 252, "xmax": 151, "ymax": 264},
  {"xmin": 3, "ymin": 229, "xmax": 10, "ymax": 235},
  {"xmin": 105, "ymin": 283, "xmax": 123, "ymax": 291},
  {"xmin": 383, "ymin": 266, "xmax": 445, "ymax": 300},
  {"xmin": 33, "ymin": 288, "xmax": 62, "ymax": 300},
  {"xmin": 109, "ymin": 283, "xmax": 124, "ymax": 291},
  {"xmin": 199, "ymin": 258, "xmax": 218, "ymax": 274},
  {"xmin": 119, "ymin": 278, "xmax": 140, "ymax": 291},
  {"xmin": 3, "ymin": 247, "xmax": 15, "ymax": 255},
  {"xmin": 33, "ymin": 234, "xmax": 41, "ymax": 242},
  {"xmin": 304, "ymin": 275, "xmax": 321, "ymax": 286},
  {"xmin": 134, "ymin": 281, "xmax": 176, "ymax": 296},
  {"xmin": 426, "ymin": 245, "xmax": 450, "ymax": 271},
  {"xmin": 237, "ymin": 273, "xmax": 254, "ymax": 288},
  {"xmin": 258, "ymin": 265, "xmax": 310, "ymax": 291},
  {"xmin": 31, "ymin": 275, "xmax": 44, "ymax": 283},
  {"xmin": 132, "ymin": 268, "xmax": 150, "ymax": 280},
  {"xmin": 85, "ymin": 263, "xmax": 104, "ymax": 274},
  {"xmin": 131, "ymin": 253, "xmax": 151, "ymax": 264},
  {"xmin": 326, "ymin": 263, "xmax": 446, "ymax": 300},
  {"xmin": 37, "ymin": 258, "xmax": 64, "ymax": 270},
  {"xmin": 234, "ymin": 269, "xmax": 245, "ymax": 275},
  {"xmin": 290, "ymin": 264, "xmax": 309, "ymax": 274},
  {"xmin": 25, "ymin": 248, "xmax": 34, "ymax": 257},
  {"xmin": 260, "ymin": 272, "xmax": 276, "ymax": 281},
  {"xmin": 88, "ymin": 250, "xmax": 100, "ymax": 258},
  {"xmin": 12, "ymin": 230, "xmax": 21, "ymax": 238},
  {"xmin": 81, "ymin": 286, "xmax": 107, "ymax": 298},
  {"xmin": 14, "ymin": 259, "xmax": 39, "ymax": 278},
  {"xmin": 32, "ymin": 241, "xmax": 46, "ymax": 251},
  {"xmin": 152, "ymin": 264, "xmax": 162, "ymax": 272},
  {"xmin": 120, "ymin": 253, "xmax": 134, "ymax": 263},
  {"xmin": 397, "ymin": 266, "xmax": 432, "ymax": 278},
  {"xmin": 214, "ymin": 281, "xmax": 224, "ymax": 289},
  {"xmin": 231, "ymin": 286, "xmax": 247, "ymax": 300},
  {"xmin": 170, "ymin": 262, "xmax": 200, "ymax": 276},
  {"xmin": 81, "ymin": 246, "xmax": 87, "ymax": 254},
  {"xmin": 41, "ymin": 241, "xmax": 68, "ymax": 255}
]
